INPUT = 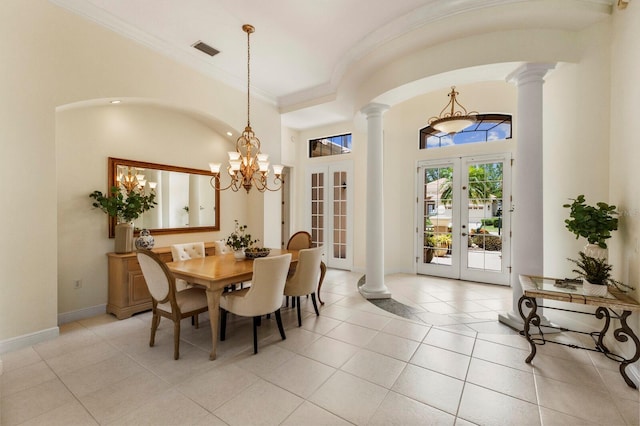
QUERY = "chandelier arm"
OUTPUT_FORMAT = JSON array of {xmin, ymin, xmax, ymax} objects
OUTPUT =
[{"xmin": 209, "ymin": 174, "xmax": 239, "ymax": 192}]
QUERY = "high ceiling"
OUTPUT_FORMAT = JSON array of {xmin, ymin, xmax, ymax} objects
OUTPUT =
[{"xmin": 51, "ymin": 0, "xmax": 614, "ymax": 129}]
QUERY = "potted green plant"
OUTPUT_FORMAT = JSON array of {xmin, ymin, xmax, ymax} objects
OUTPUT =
[
  {"xmin": 563, "ymin": 194, "xmax": 618, "ymax": 259},
  {"xmin": 568, "ymin": 252, "xmax": 633, "ymax": 296},
  {"xmin": 424, "ymin": 232, "xmax": 436, "ymax": 263},
  {"xmin": 226, "ymin": 220, "xmax": 258, "ymax": 259},
  {"xmin": 90, "ymin": 186, "xmax": 156, "ymax": 253}
]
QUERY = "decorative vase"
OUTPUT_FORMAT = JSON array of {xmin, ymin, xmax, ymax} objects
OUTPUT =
[
  {"xmin": 234, "ymin": 249, "xmax": 245, "ymax": 260},
  {"xmin": 582, "ymin": 279, "xmax": 608, "ymax": 297},
  {"xmin": 114, "ymin": 222, "xmax": 134, "ymax": 254},
  {"xmin": 584, "ymin": 243, "xmax": 608, "ymax": 261},
  {"xmin": 135, "ymin": 229, "xmax": 155, "ymax": 250}
]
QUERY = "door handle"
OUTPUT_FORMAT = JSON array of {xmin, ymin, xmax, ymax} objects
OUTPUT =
[{"xmin": 461, "ymin": 232, "xmax": 468, "ymax": 237}]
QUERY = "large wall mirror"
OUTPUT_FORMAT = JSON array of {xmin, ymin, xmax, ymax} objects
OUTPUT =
[{"xmin": 108, "ymin": 157, "xmax": 220, "ymax": 237}]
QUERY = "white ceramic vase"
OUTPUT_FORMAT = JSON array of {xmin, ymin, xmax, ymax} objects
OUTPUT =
[
  {"xmin": 233, "ymin": 249, "xmax": 245, "ymax": 260},
  {"xmin": 582, "ymin": 278, "xmax": 608, "ymax": 297},
  {"xmin": 583, "ymin": 243, "xmax": 608, "ymax": 261}
]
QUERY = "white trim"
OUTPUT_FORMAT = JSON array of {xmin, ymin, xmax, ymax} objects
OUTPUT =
[
  {"xmin": 58, "ymin": 304, "xmax": 107, "ymax": 325},
  {"xmin": 0, "ymin": 327, "xmax": 59, "ymax": 354}
]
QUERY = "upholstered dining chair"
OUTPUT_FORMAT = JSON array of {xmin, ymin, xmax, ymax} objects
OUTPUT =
[
  {"xmin": 170, "ymin": 242, "xmax": 205, "ymax": 291},
  {"xmin": 219, "ymin": 253, "xmax": 292, "ymax": 354},
  {"xmin": 285, "ymin": 230, "xmax": 327, "ymax": 306},
  {"xmin": 136, "ymin": 249, "xmax": 209, "ymax": 360},
  {"xmin": 284, "ymin": 246, "xmax": 323, "ymax": 327}
]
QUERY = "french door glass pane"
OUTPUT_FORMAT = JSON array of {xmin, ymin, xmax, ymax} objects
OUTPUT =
[
  {"xmin": 423, "ymin": 166, "xmax": 453, "ymax": 266},
  {"xmin": 311, "ymin": 172, "xmax": 324, "ymax": 247},
  {"xmin": 332, "ymin": 171, "xmax": 347, "ymax": 259}
]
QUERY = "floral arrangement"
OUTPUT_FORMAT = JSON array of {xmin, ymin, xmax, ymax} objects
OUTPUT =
[
  {"xmin": 226, "ymin": 220, "xmax": 258, "ymax": 251},
  {"xmin": 90, "ymin": 186, "xmax": 156, "ymax": 223}
]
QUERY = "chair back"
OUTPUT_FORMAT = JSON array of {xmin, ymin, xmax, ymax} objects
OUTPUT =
[
  {"xmin": 214, "ymin": 239, "xmax": 232, "ymax": 255},
  {"xmin": 285, "ymin": 246, "xmax": 322, "ymax": 295},
  {"xmin": 170, "ymin": 242, "xmax": 205, "ymax": 261},
  {"xmin": 137, "ymin": 249, "xmax": 175, "ymax": 305},
  {"xmin": 286, "ymin": 231, "xmax": 312, "ymax": 250},
  {"xmin": 244, "ymin": 254, "xmax": 292, "ymax": 315}
]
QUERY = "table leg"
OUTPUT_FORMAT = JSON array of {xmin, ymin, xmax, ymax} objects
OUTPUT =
[
  {"xmin": 317, "ymin": 261, "xmax": 327, "ymax": 305},
  {"xmin": 594, "ymin": 307, "xmax": 612, "ymax": 353},
  {"xmin": 205, "ymin": 288, "xmax": 222, "ymax": 360},
  {"xmin": 518, "ymin": 295, "xmax": 539, "ymax": 363},
  {"xmin": 613, "ymin": 310, "xmax": 640, "ymax": 389}
]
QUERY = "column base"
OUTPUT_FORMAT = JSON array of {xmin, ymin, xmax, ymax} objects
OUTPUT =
[
  {"xmin": 498, "ymin": 311, "xmax": 560, "ymax": 334},
  {"xmin": 357, "ymin": 275, "xmax": 392, "ymax": 299}
]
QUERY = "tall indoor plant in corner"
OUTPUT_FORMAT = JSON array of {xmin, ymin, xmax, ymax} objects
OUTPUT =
[
  {"xmin": 563, "ymin": 194, "xmax": 618, "ymax": 260},
  {"xmin": 90, "ymin": 186, "xmax": 156, "ymax": 253}
]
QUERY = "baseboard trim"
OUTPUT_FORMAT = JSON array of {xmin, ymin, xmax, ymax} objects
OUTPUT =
[
  {"xmin": 58, "ymin": 304, "xmax": 107, "ymax": 325},
  {"xmin": 0, "ymin": 327, "xmax": 59, "ymax": 354}
]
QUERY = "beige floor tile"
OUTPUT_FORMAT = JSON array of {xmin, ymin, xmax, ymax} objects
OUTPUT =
[
  {"xmin": 598, "ymin": 365, "xmax": 640, "ymax": 401},
  {"xmin": 380, "ymin": 318, "xmax": 430, "ymax": 342},
  {"xmin": 32, "ymin": 327, "xmax": 102, "ymax": 360},
  {"xmin": 472, "ymin": 338, "xmax": 534, "ymax": 373},
  {"xmin": 613, "ymin": 396, "xmax": 640, "ymax": 426},
  {"xmin": 424, "ymin": 327, "xmax": 476, "ymax": 355},
  {"xmin": 413, "ymin": 312, "xmax": 463, "ymax": 327},
  {"xmin": 532, "ymin": 353, "xmax": 606, "ymax": 388},
  {"xmin": 539, "ymin": 407, "xmax": 601, "ymax": 425},
  {"xmin": 175, "ymin": 364, "xmax": 260, "ymax": 412},
  {"xmin": 275, "ymin": 326, "xmax": 322, "ymax": 352},
  {"xmin": 476, "ymin": 333, "xmax": 531, "ymax": 351},
  {"xmin": 281, "ymin": 401, "xmax": 352, "ymax": 425},
  {"xmin": 46, "ymin": 340, "xmax": 119, "ymax": 376},
  {"xmin": 345, "ymin": 311, "xmax": 393, "ymax": 331},
  {"xmin": 392, "ymin": 364, "xmax": 464, "ymax": 415},
  {"xmin": 261, "ymin": 354, "xmax": 335, "ymax": 398},
  {"xmin": 214, "ymin": 379, "xmax": 303, "ymax": 425},
  {"xmin": 465, "ymin": 319, "xmax": 516, "ymax": 334},
  {"xmin": 309, "ymin": 370, "xmax": 388, "ymax": 425},
  {"xmin": 298, "ymin": 336, "xmax": 360, "ymax": 368},
  {"xmin": 19, "ymin": 400, "xmax": 98, "ymax": 426},
  {"xmin": 458, "ymin": 383, "xmax": 541, "ymax": 426},
  {"xmin": 78, "ymin": 370, "xmax": 168, "ymax": 424},
  {"xmin": 410, "ymin": 344, "xmax": 470, "ymax": 380},
  {"xmin": 1, "ymin": 379, "xmax": 76, "ymax": 426},
  {"xmin": 326, "ymin": 322, "xmax": 378, "ymax": 347},
  {"xmin": 300, "ymin": 314, "xmax": 343, "ymax": 335},
  {"xmin": 0, "ymin": 347, "xmax": 42, "ymax": 372},
  {"xmin": 1, "ymin": 360, "xmax": 57, "ymax": 397},
  {"xmin": 535, "ymin": 375, "xmax": 626, "ymax": 424},
  {"xmin": 103, "ymin": 389, "xmax": 214, "ymax": 426},
  {"xmin": 58, "ymin": 353, "xmax": 147, "ymax": 398},
  {"xmin": 466, "ymin": 358, "xmax": 537, "ymax": 404},
  {"xmin": 421, "ymin": 302, "xmax": 462, "ymax": 315},
  {"xmin": 369, "ymin": 390, "xmax": 456, "ymax": 426},
  {"xmin": 365, "ymin": 331, "xmax": 420, "ymax": 361},
  {"xmin": 320, "ymin": 305, "xmax": 355, "ymax": 321},
  {"xmin": 340, "ymin": 349, "xmax": 406, "ymax": 388},
  {"xmin": 234, "ymin": 344, "xmax": 297, "ymax": 376},
  {"xmin": 447, "ymin": 300, "xmax": 493, "ymax": 313}
]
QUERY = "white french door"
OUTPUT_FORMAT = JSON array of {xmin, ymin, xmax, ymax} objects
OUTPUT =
[
  {"xmin": 416, "ymin": 154, "xmax": 511, "ymax": 285},
  {"xmin": 306, "ymin": 162, "xmax": 353, "ymax": 270}
]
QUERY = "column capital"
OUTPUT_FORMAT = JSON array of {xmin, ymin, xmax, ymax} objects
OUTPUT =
[
  {"xmin": 360, "ymin": 103, "xmax": 390, "ymax": 118},
  {"xmin": 507, "ymin": 63, "xmax": 556, "ymax": 86}
]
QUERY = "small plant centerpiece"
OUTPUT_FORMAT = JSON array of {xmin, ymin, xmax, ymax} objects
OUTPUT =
[
  {"xmin": 90, "ymin": 186, "xmax": 156, "ymax": 253},
  {"xmin": 563, "ymin": 194, "xmax": 618, "ymax": 259},
  {"xmin": 568, "ymin": 251, "xmax": 633, "ymax": 296},
  {"xmin": 226, "ymin": 220, "xmax": 258, "ymax": 259}
]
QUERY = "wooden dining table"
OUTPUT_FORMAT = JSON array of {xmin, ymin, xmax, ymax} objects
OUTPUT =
[{"xmin": 166, "ymin": 249, "xmax": 299, "ymax": 360}]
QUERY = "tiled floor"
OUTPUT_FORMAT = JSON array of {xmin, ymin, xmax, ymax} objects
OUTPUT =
[{"xmin": 1, "ymin": 271, "xmax": 638, "ymax": 425}]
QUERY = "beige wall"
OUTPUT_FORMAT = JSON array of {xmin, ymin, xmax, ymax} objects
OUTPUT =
[{"xmin": 0, "ymin": 0, "xmax": 280, "ymax": 343}]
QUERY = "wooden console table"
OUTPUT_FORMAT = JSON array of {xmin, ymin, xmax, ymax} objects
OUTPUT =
[
  {"xmin": 518, "ymin": 274, "xmax": 640, "ymax": 388},
  {"xmin": 107, "ymin": 243, "xmax": 217, "ymax": 319}
]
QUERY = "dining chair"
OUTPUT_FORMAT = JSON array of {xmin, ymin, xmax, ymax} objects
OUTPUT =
[
  {"xmin": 137, "ymin": 249, "xmax": 209, "ymax": 360},
  {"xmin": 285, "ymin": 231, "xmax": 326, "ymax": 306},
  {"xmin": 219, "ymin": 253, "xmax": 292, "ymax": 354},
  {"xmin": 170, "ymin": 242, "xmax": 206, "ymax": 292},
  {"xmin": 284, "ymin": 246, "xmax": 323, "ymax": 326},
  {"xmin": 214, "ymin": 239, "xmax": 232, "ymax": 254}
]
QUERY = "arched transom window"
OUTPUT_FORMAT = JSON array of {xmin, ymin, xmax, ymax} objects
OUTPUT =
[{"xmin": 419, "ymin": 113, "xmax": 512, "ymax": 149}]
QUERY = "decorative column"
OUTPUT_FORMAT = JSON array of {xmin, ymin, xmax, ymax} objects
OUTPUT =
[
  {"xmin": 359, "ymin": 103, "xmax": 391, "ymax": 299},
  {"xmin": 499, "ymin": 63, "xmax": 555, "ymax": 329}
]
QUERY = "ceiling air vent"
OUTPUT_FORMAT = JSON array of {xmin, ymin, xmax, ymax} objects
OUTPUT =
[{"xmin": 192, "ymin": 41, "xmax": 220, "ymax": 57}]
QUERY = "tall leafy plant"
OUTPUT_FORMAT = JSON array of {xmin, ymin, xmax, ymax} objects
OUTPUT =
[
  {"xmin": 563, "ymin": 194, "xmax": 618, "ymax": 249},
  {"xmin": 90, "ymin": 186, "xmax": 156, "ymax": 223}
]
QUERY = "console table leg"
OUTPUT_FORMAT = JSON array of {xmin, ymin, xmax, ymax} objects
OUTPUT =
[
  {"xmin": 518, "ymin": 295, "xmax": 539, "ymax": 363},
  {"xmin": 614, "ymin": 310, "xmax": 640, "ymax": 389},
  {"xmin": 594, "ymin": 307, "xmax": 611, "ymax": 353}
]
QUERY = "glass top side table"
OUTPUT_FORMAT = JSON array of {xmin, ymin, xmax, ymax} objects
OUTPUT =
[{"xmin": 518, "ymin": 274, "xmax": 640, "ymax": 389}]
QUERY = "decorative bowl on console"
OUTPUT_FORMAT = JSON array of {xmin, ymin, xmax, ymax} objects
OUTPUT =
[{"xmin": 244, "ymin": 247, "xmax": 270, "ymax": 259}]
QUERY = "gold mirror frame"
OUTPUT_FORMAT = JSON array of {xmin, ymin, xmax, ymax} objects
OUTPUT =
[{"xmin": 108, "ymin": 157, "xmax": 220, "ymax": 237}]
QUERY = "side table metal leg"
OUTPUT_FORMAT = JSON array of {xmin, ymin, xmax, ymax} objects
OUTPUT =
[
  {"xmin": 613, "ymin": 310, "xmax": 640, "ymax": 389},
  {"xmin": 594, "ymin": 307, "xmax": 611, "ymax": 353},
  {"xmin": 518, "ymin": 295, "xmax": 539, "ymax": 363}
]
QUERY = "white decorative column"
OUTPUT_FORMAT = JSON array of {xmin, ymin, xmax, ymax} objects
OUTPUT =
[
  {"xmin": 359, "ymin": 103, "xmax": 391, "ymax": 299},
  {"xmin": 499, "ymin": 63, "xmax": 555, "ymax": 329}
]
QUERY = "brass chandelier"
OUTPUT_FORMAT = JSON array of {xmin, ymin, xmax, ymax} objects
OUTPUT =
[
  {"xmin": 209, "ymin": 24, "xmax": 284, "ymax": 193},
  {"xmin": 116, "ymin": 165, "xmax": 156, "ymax": 194},
  {"xmin": 428, "ymin": 86, "xmax": 477, "ymax": 135}
]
